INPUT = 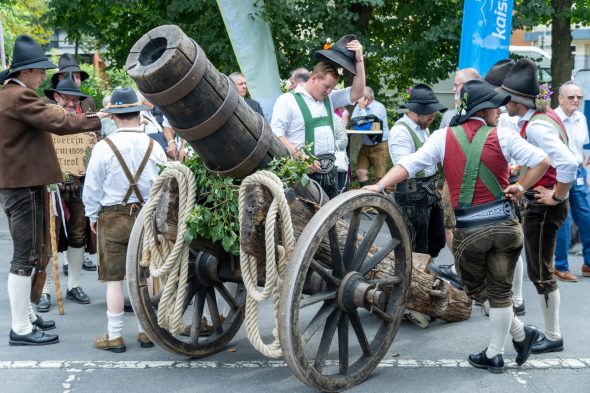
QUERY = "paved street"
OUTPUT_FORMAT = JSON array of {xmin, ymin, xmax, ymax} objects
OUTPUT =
[{"xmin": 1, "ymin": 210, "xmax": 589, "ymax": 393}]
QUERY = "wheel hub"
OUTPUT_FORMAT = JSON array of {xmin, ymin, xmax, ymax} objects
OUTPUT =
[{"xmin": 337, "ymin": 272, "xmax": 385, "ymax": 313}]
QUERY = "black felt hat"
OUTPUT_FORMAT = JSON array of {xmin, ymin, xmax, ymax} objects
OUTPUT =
[
  {"xmin": 451, "ymin": 80, "xmax": 511, "ymax": 125},
  {"xmin": 400, "ymin": 83, "xmax": 447, "ymax": 115},
  {"xmin": 315, "ymin": 35, "xmax": 357, "ymax": 75},
  {"xmin": 484, "ymin": 59, "xmax": 515, "ymax": 88},
  {"xmin": 103, "ymin": 88, "xmax": 148, "ymax": 114},
  {"xmin": 496, "ymin": 58, "xmax": 539, "ymax": 109},
  {"xmin": 51, "ymin": 53, "xmax": 90, "ymax": 87},
  {"xmin": 44, "ymin": 73, "xmax": 89, "ymax": 100},
  {"xmin": 6, "ymin": 35, "xmax": 57, "ymax": 78}
]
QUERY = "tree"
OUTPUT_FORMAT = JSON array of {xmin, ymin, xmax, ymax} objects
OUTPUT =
[
  {"xmin": 0, "ymin": 0, "xmax": 54, "ymax": 67},
  {"xmin": 513, "ymin": 0, "xmax": 590, "ymax": 107},
  {"xmin": 47, "ymin": 0, "xmax": 464, "ymax": 109}
]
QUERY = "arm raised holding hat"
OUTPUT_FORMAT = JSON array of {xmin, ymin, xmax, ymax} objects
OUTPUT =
[{"xmin": 347, "ymin": 40, "xmax": 366, "ymax": 103}]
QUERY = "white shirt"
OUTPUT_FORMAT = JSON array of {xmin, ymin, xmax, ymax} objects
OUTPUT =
[
  {"xmin": 398, "ymin": 117, "xmax": 547, "ymax": 178},
  {"xmin": 498, "ymin": 112, "xmax": 520, "ymax": 131},
  {"xmin": 271, "ymin": 85, "xmax": 352, "ymax": 155},
  {"xmin": 554, "ymin": 106, "xmax": 589, "ymax": 165},
  {"xmin": 518, "ymin": 109, "xmax": 577, "ymax": 183},
  {"xmin": 83, "ymin": 127, "xmax": 167, "ymax": 222},
  {"xmin": 389, "ymin": 114, "xmax": 437, "ymax": 177}
]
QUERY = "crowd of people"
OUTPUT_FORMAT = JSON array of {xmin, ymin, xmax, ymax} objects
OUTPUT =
[{"xmin": 0, "ymin": 32, "xmax": 589, "ymax": 375}]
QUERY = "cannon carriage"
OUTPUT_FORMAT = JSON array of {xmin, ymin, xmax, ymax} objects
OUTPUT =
[{"xmin": 124, "ymin": 25, "xmax": 415, "ymax": 392}]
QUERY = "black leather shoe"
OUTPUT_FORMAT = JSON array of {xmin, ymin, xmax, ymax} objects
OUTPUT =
[
  {"xmin": 513, "ymin": 302, "xmax": 525, "ymax": 316},
  {"xmin": 63, "ymin": 263, "xmax": 68, "ymax": 276},
  {"xmin": 124, "ymin": 300, "xmax": 134, "ymax": 313},
  {"xmin": 468, "ymin": 349, "xmax": 504, "ymax": 374},
  {"xmin": 9, "ymin": 328, "xmax": 59, "ymax": 346},
  {"xmin": 532, "ymin": 333, "xmax": 563, "ymax": 354},
  {"xmin": 427, "ymin": 262, "xmax": 463, "ymax": 290},
  {"xmin": 513, "ymin": 324, "xmax": 541, "ymax": 365},
  {"xmin": 36, "ymin": 293, "xmax": 51, "ymax": 313},
  {"xmin": 82, "ymin": 255, "xmax": 97, "ymax": 271},
  {"xmin": 66, "ymin": 287, "xmax": 91, "ymax": 304},
  {"xmin": 33, "ymin": 314, "xmax": 56, "ymax": 331}
]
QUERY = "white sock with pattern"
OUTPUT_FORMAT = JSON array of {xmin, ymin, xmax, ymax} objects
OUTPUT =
[
  {"xmin": 486, "ymin": 306, "xmax": 512, "ymax": 358},
  {"xmin": 8, "ymin": 273, "xmax": 33, "ymax": 335}
]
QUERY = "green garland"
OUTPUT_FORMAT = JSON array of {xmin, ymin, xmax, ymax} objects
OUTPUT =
[{"xmin": 183, "ymin": 146, "xmax": 315, "ymax": 256}]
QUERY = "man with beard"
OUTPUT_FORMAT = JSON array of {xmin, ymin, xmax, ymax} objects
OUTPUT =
[
  {"xmin": 365, "ymin": 80, "xmax": 550, "ymax": 373},
  {"xmin": 388, "ymin": 83, "xmax": 447, "ymax": 257},
  {"xmin": 498, "ymin": 58, "xmax": 577, "ymax": 354},
  {"xmin": 36, "ymin": 74, "xmax": 95, "ymax": 312}
]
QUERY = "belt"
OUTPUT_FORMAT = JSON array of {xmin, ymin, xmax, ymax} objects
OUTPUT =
[
  {"xmin": 454, "ymin": 199, "xmax": 517, "ymax": 229},
  {"xmin": 100, "ymin": 203, "xmax": 142, "ymax": 214},
  {"xmin": 396, "ymin": 175, "xmax": 439, "ymax": 194}
]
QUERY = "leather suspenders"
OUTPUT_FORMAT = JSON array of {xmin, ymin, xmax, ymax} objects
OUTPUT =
[{"xmin": 103, "ymin": 137, "xmax": 154, "ymax": 205}]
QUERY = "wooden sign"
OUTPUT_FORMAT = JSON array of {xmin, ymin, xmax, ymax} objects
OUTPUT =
[{"xmin": 52, "ymin": 132, "xmax": 98, "ymax": 177}]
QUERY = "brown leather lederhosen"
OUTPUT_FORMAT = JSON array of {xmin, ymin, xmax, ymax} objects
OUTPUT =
[{"xmin": 96, "ymin": 135, "xmax": 154, "ymax": 281}]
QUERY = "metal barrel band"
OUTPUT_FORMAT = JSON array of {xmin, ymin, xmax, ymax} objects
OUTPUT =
[
  {"xmin": 174, "ymin": 74, "xmax": 239, "ymax": 142},
  {"xmin": 141, "ymin": 39, "xmax": 208, "ymax": 107},
  {"xmin": 454, "ymin": 199, "xmax": 517, "ymax": 229},
  {"xmin": 206, "ymin": 116, "xmax": 273, "ymax": 178}
]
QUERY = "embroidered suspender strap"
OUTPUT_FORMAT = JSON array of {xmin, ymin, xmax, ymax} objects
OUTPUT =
[
  {"xmin": 103, "ymin": 138, "xmax": 154, "ymax": 204},
  {"xmin": 529, "ymin": 113, "xmax": 569, "ymax": 145},
  {"xmin": 291, "ymin": 91, "xmax": 334, "ymax": 154},
  {"xmin": 451, "ymin": 125, "xmax": 504, "ymax": 208}
]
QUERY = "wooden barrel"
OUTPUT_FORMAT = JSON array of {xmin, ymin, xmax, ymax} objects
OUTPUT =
[{"xmin": 125, "ymin": 25, "xmax": 288, "ymax": 178}]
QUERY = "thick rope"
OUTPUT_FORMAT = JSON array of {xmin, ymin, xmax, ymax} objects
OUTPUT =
[
  {"xmin": 239, "ymin": 171, "xmax": 295, "ymax": 358},
  {"xmin": 139, "ymin": 162, "xmax": 197, "ymax": 335}
]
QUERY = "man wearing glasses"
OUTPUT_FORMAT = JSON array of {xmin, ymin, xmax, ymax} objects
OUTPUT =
[{"xmin": 553, "ymin": 81, "xmax": 590, "ymax": 282}]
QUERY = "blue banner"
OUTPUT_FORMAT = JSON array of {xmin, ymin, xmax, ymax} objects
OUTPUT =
[{"xmin": 458, "ymin": 0, "xmax": 514, "ymax": 75}]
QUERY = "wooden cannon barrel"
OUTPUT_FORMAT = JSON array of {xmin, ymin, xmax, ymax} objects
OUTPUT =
[{"xmin": 126, "ymin": 25, "xmax": 288, "ymax": 178}]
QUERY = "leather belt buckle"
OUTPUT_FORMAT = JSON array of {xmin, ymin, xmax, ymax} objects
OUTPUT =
[{"xmin": 407, "ymin": 179, "xmax": 417, "ymax": 193}]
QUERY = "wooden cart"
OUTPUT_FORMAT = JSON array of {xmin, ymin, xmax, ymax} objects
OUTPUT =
[{"xmin": 124, "ymin": 25, "xmax": 414, "ymax": 392}]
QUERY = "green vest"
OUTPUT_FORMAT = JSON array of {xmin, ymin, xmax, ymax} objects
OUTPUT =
[{"xmin": 290, "ymin": 91, "xmax": 334, "ymax": 155}]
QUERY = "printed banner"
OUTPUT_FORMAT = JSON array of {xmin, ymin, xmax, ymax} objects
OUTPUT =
[
  {"xmin": 52, "ymin": 132, "xmax": 97, "ymax": 177},
  {"xmin": 217, "ymin": 0, "xmax": 282, "ymax": 121},
  {"xmin": 458, "ymin": 0, "xmax": 514, "ymax": 75}
]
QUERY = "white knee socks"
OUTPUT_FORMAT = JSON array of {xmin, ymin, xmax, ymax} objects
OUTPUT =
[
  {"xmin": 509, "ymin": 314, "xmax": 525, "ymax": 342},
  {"xmin": 512, "ymin": 256, "xmax": 524, "ymax": 307},
  {"xmin": 107, "ymin": 311, "xmax": 124, "ymax": 340},
  {"xmin": 7, "ymin": 273, "xmax": 33, "ymax": 335},
  {"xmin": 539, "ymin": 290, "xmax": 561, "ymax": 340},
  {"xmin": 67, "ymin": 246, "xmax": 84, "ymax": 290},
  {"xmin": 486, "ymin": 306, "xmax": 512, "ymax": 358}
]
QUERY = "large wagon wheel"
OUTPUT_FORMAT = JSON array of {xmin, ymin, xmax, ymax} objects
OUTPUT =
[
  {"xmin": 127, "ymin": 209, "xmax": 246, "ymax": 358},
  {"xmin": 279, "ymin": 191, "xmax": 412, "ymax": 392}
]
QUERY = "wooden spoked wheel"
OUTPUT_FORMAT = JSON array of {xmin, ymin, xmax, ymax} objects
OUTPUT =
[
  {"xmin": 127, "ymin": 209, "xmax": 246, "ymax": 358},
  {"xmin": 278, "ymin": 190, "xmax": 412, "ymax": 392}
]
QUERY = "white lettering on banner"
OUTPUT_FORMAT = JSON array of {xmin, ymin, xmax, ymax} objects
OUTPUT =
[{"xmin": 492, "ymin": 0, "xmax": 508, "ymax": 40}]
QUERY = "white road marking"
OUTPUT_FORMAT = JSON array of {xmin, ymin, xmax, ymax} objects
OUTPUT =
[{"xmin": 0, "ymin": 358, "xmax": 589, "ymax": 370}]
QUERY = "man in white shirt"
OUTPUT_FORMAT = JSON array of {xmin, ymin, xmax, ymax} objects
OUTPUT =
[
  {"xmin": 84, "ymin": 88, "xmax": 166, "ymax": 353},
  {"xmin": 365, "ymin": 80, "xmax": 549, "ymax": 373},
  {"xmin": 271, "ymin": 35, "xmax": 365, "ymax": 198},
  {"xmin": 499, "ymin": 59, "xmax": 577, "ymax": 354},
  {"xmin": 553, "ymin": 81, "xmax": 590, "ymax": 281},
  {"xmin": 388, "ymin": 83, "xmax": 447, "ymax": 258},
  {"xmin": 351, "ymin": 86, "xmax": 389, "ymax": 186}
]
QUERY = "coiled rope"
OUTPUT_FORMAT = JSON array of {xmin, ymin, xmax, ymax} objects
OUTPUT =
[
  {"xmin": 139, "ymin": 161, "xmax": 197, "ymax": 336},
  {"xmin": 238, "ymin": 171, "xmax": 295, "ymax": 358}
]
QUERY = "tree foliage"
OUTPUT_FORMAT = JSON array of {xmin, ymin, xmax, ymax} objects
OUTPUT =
[
  {"xmin": 46, "ymin": 0, "xmax": 464, "ymax": 108},
  {"xmin": 0, "ymin": 0, "xmax": 54, "ymax": 64}
]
